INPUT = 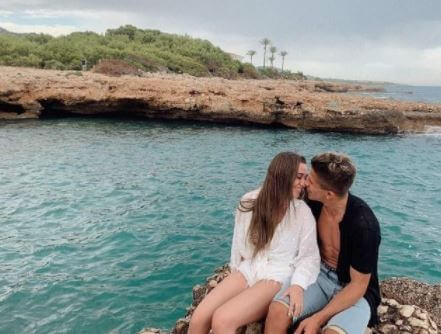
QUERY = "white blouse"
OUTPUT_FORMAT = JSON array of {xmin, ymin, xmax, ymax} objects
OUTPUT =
[{"xmin": 229, "ymin": 189, "xmax": 320, "ymax": 289}]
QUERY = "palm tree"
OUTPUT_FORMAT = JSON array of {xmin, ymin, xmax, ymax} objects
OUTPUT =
[
  {"xmin": 269, "ymin": 55, "xmax": 275, "ymax": 68},
  {"xmin": 260, "ymin": 38, "xmax": 271, "ymax": 68},
  {"xmin": 247, "ymin": 50, "xmax": 256, "ymax": 65},
  {"xmin": 280, "ymin": 51, "xmax": 288, "ymax": 72},
  {"xmin": 269, "ymin": 46, "xmax": 277, "ymax": 68}
]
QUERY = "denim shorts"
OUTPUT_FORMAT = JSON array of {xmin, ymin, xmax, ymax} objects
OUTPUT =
[{"xmin": 273, "ymin": 262, "xmax": 371, "ymax": 334}]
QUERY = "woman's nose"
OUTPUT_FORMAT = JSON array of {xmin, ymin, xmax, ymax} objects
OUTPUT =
[{"xmin": 305, "ymin": 176, "xmax": 310, "ymax": 187}]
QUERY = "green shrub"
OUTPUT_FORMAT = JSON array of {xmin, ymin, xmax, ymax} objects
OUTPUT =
[
  {"xmin": 0, "ymin": 25, "xmax": 302, "ymax": 80},
  {"xmin": 44, "ymin": 59, "xmax": 65, "ymax": 70},
  {"xmin": 238, "ymin": 63, "xmax": 261, "ymax": 79}
]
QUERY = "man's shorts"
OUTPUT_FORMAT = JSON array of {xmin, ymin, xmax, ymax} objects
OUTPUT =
[{"xmin": 273, "ymin": 262, "xmax": 370, "ymax": 334}]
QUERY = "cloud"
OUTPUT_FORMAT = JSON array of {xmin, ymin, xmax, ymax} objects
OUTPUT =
[
  {"xmin": 0, "ymin": 21, "xmax": 77, "ymax": 36},
  {"xmin": 22, "ymin": 9, "xmax": 77, "ymax": 19},
  {"xmin": 0, "ymin": 10, "xmax": 13, "ymax": 17},
  {"xmin": 0, "ymin": 9, "xmax": 139, "ymax": 35},
  {"xmin": 288, "ymin": 44, "xmax": 441, "ymax": 86}
]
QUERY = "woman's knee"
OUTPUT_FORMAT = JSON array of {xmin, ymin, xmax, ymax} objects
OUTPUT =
[
  {"xmin": 211, "ymin": 307, "xmax": 237, "ymax": 333},
  {"xmin": 189, "ymin": 306, "xmax": 211, "ymax": 332},
  {"xmin": 264, "ymin": 302, "xmax": 291, "ymax": 332}
]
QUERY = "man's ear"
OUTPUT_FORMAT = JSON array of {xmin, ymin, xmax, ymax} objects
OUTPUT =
[{"xmin": 326, "ymin": 190, "xmax": 336, "ymax": 200}]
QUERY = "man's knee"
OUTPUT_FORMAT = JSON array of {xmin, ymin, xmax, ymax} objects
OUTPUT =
[
  {"xmin": 264, "ymin": 302, "xmax": 291, "ymax": 333},
  {"xmin": 322, "ymin": 326, "xmax": 346, "ymax": 334}
]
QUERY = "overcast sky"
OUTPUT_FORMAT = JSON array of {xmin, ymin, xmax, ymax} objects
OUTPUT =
[{"xmin": 1, "ymin": 0, "xmax": 441, "ymax": 85}]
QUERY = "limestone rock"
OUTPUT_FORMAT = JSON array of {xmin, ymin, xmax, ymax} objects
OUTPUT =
[
  {"xmin": 1, "ymin": 66, "xmax": 440, "ymax": 134},
  {"xmin": 372, "ymin": 298, "xmax": 438, "ymax": 334},
  {"xmin": 381, "ymin": 277, "xmax": 441, "ymax": 328},
  {"xmin": 138, "ymin": 328, "xmax": 169, "ymax": 334},
  {"xmin": 172, "ymin": 318, "xmax": 190, "ymax": 334},
  {"xmin": 400, "ymin": 305, "xmax": 415, "ymax": 318}
]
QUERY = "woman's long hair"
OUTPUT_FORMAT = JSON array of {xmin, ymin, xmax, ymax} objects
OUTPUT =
[{"xmin": 239, "ymin": 152, "xmax": 306, "ymax": 258}]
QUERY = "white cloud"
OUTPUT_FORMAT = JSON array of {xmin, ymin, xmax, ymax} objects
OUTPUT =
[
  {"xmin": 0, "ymin": 10, "xmax": 13, "ymax": 17},
  {"xmin": 21, "ymin": 9, "xmax": 116, "ymax": 20},
  {"xmin": 421, "ymin": 47, "xmax": 441, "ymax": 68},
  {"xmin": 22, "ymin": 9, "xmax": 70, "ymax": 19},
  {"xmin": 0, "ymin": 9, "xmax": 137, "ymax": 35},
  {"xmin": 289, "ymin": 44, "xmax": 441, "ymax": 86},
  {"xmin": 0, "ymin": 21, "xmax": 77, "ymax": 36}
]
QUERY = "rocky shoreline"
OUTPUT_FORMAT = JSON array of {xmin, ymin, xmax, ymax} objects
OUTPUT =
[
  {"xmin": 1, "ymin": 66, "xmax": 441, "ymax": 134},
  {"xmin": 141, "ymin": 265, "xmax": 440, "ymax": 334}
]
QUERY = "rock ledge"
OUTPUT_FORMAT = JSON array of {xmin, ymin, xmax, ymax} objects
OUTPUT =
[{"xmin": 1, "ymin": 66, "xmax": 441, "ymax": 134}]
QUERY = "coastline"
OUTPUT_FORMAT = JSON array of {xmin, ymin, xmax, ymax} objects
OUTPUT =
[{"xmin": 1, "ymin": 66, "xmax": 441, "ymax": 134}]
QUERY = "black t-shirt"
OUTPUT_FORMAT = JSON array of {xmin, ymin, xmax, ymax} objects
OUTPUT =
[{"xmin": 308, "ymin": 193, "xmax": 381, "ymax": 327}]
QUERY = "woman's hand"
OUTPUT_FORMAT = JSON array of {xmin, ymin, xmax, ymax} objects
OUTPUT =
[{"xmin": 282, "ymin": 284, "xmax": 304, "ymax": 318}]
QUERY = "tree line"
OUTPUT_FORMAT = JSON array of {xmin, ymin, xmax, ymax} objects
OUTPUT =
[{"xmin": 0, "ymin": 25, "xmax": 304, "ymax": 80}]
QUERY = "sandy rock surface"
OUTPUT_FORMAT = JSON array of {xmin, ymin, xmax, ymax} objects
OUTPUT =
[{"xmin": 1, "ymin": 66, "xmax": 441, "ymax": 134}]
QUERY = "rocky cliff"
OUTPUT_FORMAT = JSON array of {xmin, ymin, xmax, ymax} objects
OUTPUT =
[
  {"xmin": 1, "ymin": 66, "xmax": 441, "ymax": 134},
  {"xmin": 140, "ymin": 265, "xmax": 440, "ymax": 334}
]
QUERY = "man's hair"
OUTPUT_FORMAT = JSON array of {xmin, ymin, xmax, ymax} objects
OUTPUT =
[{"xmin": 311, "ymin": 152, "xmax": 356, "ymax": 196}]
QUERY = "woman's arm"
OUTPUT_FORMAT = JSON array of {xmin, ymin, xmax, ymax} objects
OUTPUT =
[
  {"xmin": 229, "ymin": 208, "xmax": 243, "ymax": 271},
  {"xmin": 290, "ymin": 204, "xmax": 320, "ymax": 289}
]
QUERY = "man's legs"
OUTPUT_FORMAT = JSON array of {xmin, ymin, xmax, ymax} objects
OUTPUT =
[{"xmin": 322, "ymin": 297, "xmax": 371, "ymax": 334}]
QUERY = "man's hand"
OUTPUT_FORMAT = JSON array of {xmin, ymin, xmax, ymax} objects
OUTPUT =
[
  {"xmin": 282, "ymin": 284, "xmax": 304, "ymax": 318},
  {"xmin": 294, "ymin": 314, "xmax": 322, "ymax": 334}
]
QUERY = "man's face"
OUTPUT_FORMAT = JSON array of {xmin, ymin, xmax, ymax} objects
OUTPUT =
[{"xmin": 306, "ymin": 169, "xmax": 326, "ymax": 202}]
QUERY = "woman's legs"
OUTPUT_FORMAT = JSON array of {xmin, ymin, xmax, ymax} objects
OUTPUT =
[
  {"xmin": 211, "ymin": 280, "xmax": 281, "ymax": 334},
  {"xmin": 188, "ymin": 271, "xmax": 248, "ymax": 334}
]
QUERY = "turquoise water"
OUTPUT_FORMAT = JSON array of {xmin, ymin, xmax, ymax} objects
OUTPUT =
[{"xmin": 1, "ymin": 118, "xmax": 440, "ymax": 333}]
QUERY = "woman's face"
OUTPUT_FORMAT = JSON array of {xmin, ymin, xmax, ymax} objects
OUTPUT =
[{"xmin": 292, "ymin": 163, "xmax": 308, "ymax": 199}]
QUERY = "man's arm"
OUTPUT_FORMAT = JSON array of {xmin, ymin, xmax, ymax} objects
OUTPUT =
[{"xmin": 294, "ymin": 267, "xmax": 370, "ymax": 334}]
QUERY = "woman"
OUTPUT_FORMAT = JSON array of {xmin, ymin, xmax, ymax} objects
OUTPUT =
[{"xmin": 189, "ymin": 152, "xmax": 320, "ymax": 334}]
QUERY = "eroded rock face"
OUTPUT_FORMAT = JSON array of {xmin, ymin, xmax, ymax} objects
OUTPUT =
[{"xmin": 1, "ymin": 66, "xmax": 441, "ymax": 134}]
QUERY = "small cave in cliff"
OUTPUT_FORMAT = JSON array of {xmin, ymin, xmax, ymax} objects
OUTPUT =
[
  {"xmin": 38, "ymin": 99, "xmax": 83, "ymax": 118},
  {"xmin": 37, "ymin": 98, "xmax": 153, "ymax": 119},
  {"xmin": 0, "ymin": 101, "xmax": 26, "ymax": 114}
]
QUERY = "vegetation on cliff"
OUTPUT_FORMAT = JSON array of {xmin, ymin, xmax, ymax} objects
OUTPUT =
[{"xmin": 0, "ymin": 25, "xmax": 304, "ymax": 80}]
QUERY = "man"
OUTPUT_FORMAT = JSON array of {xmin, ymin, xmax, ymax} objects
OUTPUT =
[{"xmin": 264, "ymin": 152, "xmax": 381, "ymax": 334}]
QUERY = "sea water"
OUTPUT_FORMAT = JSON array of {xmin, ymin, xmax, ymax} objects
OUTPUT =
[
  {"xmin": 1, "ymin": 118, "xmax": 440, "ymax": 333},
  {"xmin": 350, "ymin": 83, "xmax": 441, "ymax": 104}
]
